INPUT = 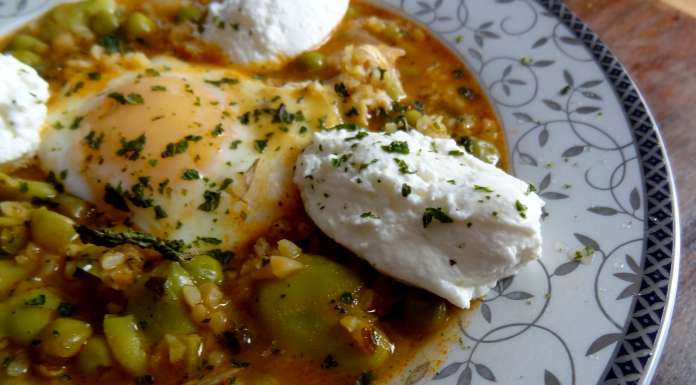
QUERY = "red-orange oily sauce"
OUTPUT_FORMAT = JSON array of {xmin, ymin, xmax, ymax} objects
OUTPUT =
[{"xmin": 0, "ymin": 1, "xmax": 503, "ymax": 385}]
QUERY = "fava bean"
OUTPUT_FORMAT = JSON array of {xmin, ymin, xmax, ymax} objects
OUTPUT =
[
  {"xmin": 50, "ymin": 4, "xmax": 88, "ymax": 30},
  {"xmin": 30, "ymin": 208, "xmax": 77, "ymax": 253},
  {"xmin": 82, "ymin": 0, "xmax": 118, "ymax": 16},
  {"xmin": 296, "ymin": 51, "xmax": 325, "ymax": 72},
  {"xmin": 404, "ymin": 109, "xmax": 422, "ymax": 126},
  {"xmin": 6, "ymin": 50, "xmax": 43, "ymax": 69},
  {"xmin": 469, "ymin": 138, "xmax": 501, "ymax": 165},
  {"xmin": 126, "ymin": 12, "xmax": 156, "ymax": 39},
  {"xmin": 8, "ymin": 34, "xmax": 49, "ymax": 54},
  {"xmin": 40, "ymin": 318, "xmax": 92, "ymax": 358},
  {"xmin": 0, "ymin": 172, "xmax": 57, "ymax": 201},
  {"xmin": 53, "ymin": 194, "xmax": 90, "ymax": 220},
  {"xmin": 8, "ymin": 307, "xmax": 54, "ymax": 344},
  {"xmin": 176, "ymin": 5, "xmax": 203, "ymax": 23},
  {"xmin": 182, "ymin": 255, "xmax": 223, "ymax": 285},
  {"xmin": 103, "ymin": 314, "xmax": 148, "ymax": 376},
  {"xmin": 90, "ymin": 11, "xmax": 120, "ymax": 35},
  {"xmin": 78, "ymin": 336, "xmax": 113, "ymax": 373}
]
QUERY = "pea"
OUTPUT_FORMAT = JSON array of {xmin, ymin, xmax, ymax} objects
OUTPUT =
[
  {"xmin": 78, "ymin": 336, "xmax": 113, "ymax": 373},
  {"xmin": 405, "ymin": 109, "xmax": 422, "ymax": 126},
  {"xmin": 176, "ymin": 5, "xmax": 203, "ymax": 24},
  {"xmin": 7, "ymin": 307, "xmax": 54, "ymax": 344},
  {"xmin": 182, "ymin": 255, "xmax": 223, "ymax": 285},
  {"xmin": 470, "ymin": 138, "xmax": 501, "ymax": 165},
  {"xmin": 6, "ymin": 50, "xmax": 43, "ymax": 69},
  {"xmin": 51, "ymin": 4, "xmax": 88, "ymax": 29},
  {"xmin": 90, "ymin": 10, "xmax": 120, "ymax": 35},
  {"xmin": 0, "ymin": 260, "xmax": 31, "ymax": 297},
  {"xmin": 0, "ymin": 226, "xmax": 28, "ymax": 255},
  {"xmin": 0, "ymin": 172, "xmax": 57, "ymax": 201},
  {"xmin": 8, "ymin": 34, "xmax": 49, "ymax": 54},
  {"xmin": 82, "ymin": 0, "xmax": 118, "ymax": 16},
  {"xmin": 296, "ymin": 51, "xmax": 325, "ymax": 72},
  {"xmin": 30, "ymin": 208, "xmax": 78, "ymax": 253},
  {"xmin": 103, "ymin": 314, "xmax": 148, "ymax": 376},
  {"xmin": 126, "ymin": 12, "xmax": 156, "ymax": 39},
  {"xmin": 40, "ymin": 318, "xmax": 92, "ymax": 358},
  {"xmin": 53, "ymin": 194, "xmax": 91, "ymax": 220}
]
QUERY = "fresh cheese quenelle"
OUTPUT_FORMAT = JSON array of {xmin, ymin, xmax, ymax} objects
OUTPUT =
[{"xmin": 293, "ymin": 127, "xmax": 545, "ymax": 308}]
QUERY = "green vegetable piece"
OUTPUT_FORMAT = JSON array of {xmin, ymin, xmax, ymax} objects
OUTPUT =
[
  {"xmin": 103, "ymin": 314, "xmax": 148, "ymax": 376},
  {"xmin": 6, "ymin": 50, "xmax": 43, "ymax": 69},
  {"xmin": 127, "ymin": 262, "xmax": 196, "ymax": 341},
  {"xmin": 78, "ymin": 336, "xmax": 113, "ymax": 373},
  {"xmin": 176, "ymin": 5, "xmax": 203, "ymax": 23},
  {"xmin": 0, "ymin": 226, "xmax": 28, "ymax": 256},
  {"xmin": 7, "ymin": 307, "xmax": 54, "ymax": 344},
  {"xmin": 0, "ymin": 172, "xmax": 57, "ymax": 201},
  {"xmin": 0, "ymin": 261, "xmax": 31, "ymax": 297},
  {"xmin": 296, "ymin": 51, "xmax": 326, "ymax": 72},
  {"xmin": 182, "ymin": 255, "xmax": 223, "ymax": 285},
  {"xmin": 469, "ymin": 138, "xmax": 500, "ymax": 165},
  {"xmin": 8, "ymin": 34, "xmax": 49, "ymax": 54},
  {"xmin": 40, "ymin": 318, "xmax": 93, "ymax": 358},
  {"xmin": 53, "ymin": 194, "xmax": 91, "ymax": 220},
  {"xmin": 256, "ymin": 254, "xmax": 393, "ymax": 371},
  {"xmin": 82, "ymin": 0, "xmax": 118, "ymax": 16},
  {"xmin": 404, "ymin": 109, "xmax": 422, "ymax": 126},
  {"xmin": 399, "ymin": 292, "xmax": 448, "ymax": 333},
  {"xmin": 90, "ymin": 10, "xmax": 120, "ymax": 35},
  {"xmin": 30, "ymin": 208, "xmax": 78, "ymax": 253},
  {"xmin": 126, "ymin": 12, "xmax": 156, "ymax": 39},
  {"xmin": 51, "ymin": 4, "xmax": 88, "ymax": 29}
]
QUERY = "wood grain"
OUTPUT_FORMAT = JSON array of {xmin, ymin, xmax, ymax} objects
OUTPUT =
[{"xmin": 563, "ymin": 1, "xmax": 696, "ymax": 384}]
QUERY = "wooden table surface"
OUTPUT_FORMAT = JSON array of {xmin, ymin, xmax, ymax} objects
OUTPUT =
[{"xmin": 563, "ymin": 1, "xmax": 695, "ymax": 384}]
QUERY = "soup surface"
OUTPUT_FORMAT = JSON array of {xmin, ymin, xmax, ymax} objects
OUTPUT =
[{"xmin": 0, "ymin": 1, "xmax": 505, "ymax": 384}]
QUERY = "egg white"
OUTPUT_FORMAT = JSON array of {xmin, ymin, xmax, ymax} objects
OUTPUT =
[{"xmin": 39, "ymin": 56, "xmax": 342, "ymax": 249}]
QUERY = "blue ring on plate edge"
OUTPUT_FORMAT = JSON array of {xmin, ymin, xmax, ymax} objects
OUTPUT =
[{"xmin": 537, "ymin": 1, "xmax": 681, "ymax": 385}]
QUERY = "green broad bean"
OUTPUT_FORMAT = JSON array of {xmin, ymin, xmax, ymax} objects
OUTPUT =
[
  {"xmin": 53, "ymin": 194, "xmax": 90, "ymax": 220},
  {"xmin": 50, "ymin": 4, "xmax": 88, "ymax": 29},
  {"xmin": 6, "ymin": 50, "xmax": 43, "ymax": 69},
  {"xmin": 0, "ymin": 225, "xmax": 28, "ymax": 255},
  {"xmin": 469, "ymin": 138, "xmax": 501, "ymax": 165},
  {"xmin": 82, "ymin": 0, "xmax": 118, "ymax": 16},
  {"xmin": 40, "ymin": 318, "xmax": 92, "ymax": 358},
  {"xmin": 176, "ymin": 5, "xmax": 203, "ymax": 24},
  {"xmin": 182, "ymin": 255, "xmax": 223, "ymax": 285},
  {"xmin": 90, "ymin": 10, "xmax": 120, "ymax": 35},
  {"xmin": 296, "ymin": 51, "xmax": 326, "ymax": 72},
  {"xmin": 103, "ymin": 314, "xmax": 148, "ymax": 376},
  {"xmin": 0, "ymin": 260, "xmax": 31, "ymax": 297},
  {"xmin": 126, "ymin": 12, "xmax": 156, "ymax": 39},
  {"xmin": 256, "ymin": 254, "xmax": 393, "ymax": 371},
  {"xmin": 8, "ymin": 34, "xmax": 49, "ymax": 54},
  {"xmin": 0, "ymin": 172, "xmax": 57, "ymax": 201},
  {"xmin": 78, "ymin": 336, "xmax": 113, "ymax": 373},
  {"xmin": 404, "ymin": 109, "xmax": 422, "ymax": 126},
  {"xmin": 7, "ymin": 307, "xmax": 54, "ymax": 344},
  {"xmin": 30, "ymin": 208, "xmax": 77, "ymax": 253}
]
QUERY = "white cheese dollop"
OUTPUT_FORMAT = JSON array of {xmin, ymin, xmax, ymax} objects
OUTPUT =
[
  {"xmin": 0, "ymin": 54, "xmax": 49, "ymax": 164},
  {"xmin": 294, "ymin": 128, "xmax": 545, "ymax": 308},
  {"xmin": 201, "ymin": 0, "xmax": 349, "ymax": 65}
]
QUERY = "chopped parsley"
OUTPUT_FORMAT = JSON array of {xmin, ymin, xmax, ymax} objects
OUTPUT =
[
  {"xmin": 422, "ymin": 207, "xmax": 453, "ymax": 228},
  {"xmin": 211, "ymin": 123, "xmax": 224, "ymax": 137},
  {"xmin": 208, "ymin": 249, "xmax": 235, "ymax": 265},
  {"xmin": 334, "ymin": 82, "xmax": 350, "ymax": 98},
  {"xmin": 151, "ymin": 85, "xmax": 167, "ymax": 92},
  {"xmin": 161, "ymin": 135, "xmax": 202, "ymax": 158},
  {"xmin": 204, "ymin": 77, "xmax": 239, "ymax": 87},
  {"xmin": 394, "ymin": 158, "xmax": 415, "ymax": 174},
  {"xmin": 448, "ymin": 150, "xmax": 464, "ymax": 156},
  {"xmin": 198, "ymin": 190, "xmax": 221, "ymax": 212},
  {"xmin": 117, "ymin": 134, "xmax": 146, "ymax": 160},
  {"xmin": 473, "ymin": 185, "xmax": 493, "ymax": 193},
  {"xmin": 219, "ymin": 178, "xmax": 234, "ymax": 190},
  {"xmin": 83, "ymin": 131, "xmax": 104, "ymax": 150},
  {"xmin": 331, "ymin": 153, "xmax": 351, "ymax": 168},
  {"xmin": 574, "ymin": 245, "xmax": 595, "ymax": 261},
  {"xmin": 182, "ymin": 169, "xmax": 200, "ymax": 180},
  {"xmin": 154, "ymin": 205, "xmax": 168, "ymax": 219},
  {"xmin": 345, "ymin": 131, "xmax": 368, "ymax": 141},
  {"xmin": 515, "ymin": 200, "xmax": 528, "ymax": 218},
  {"xmin": 239, "ymin": 112, "xmax": 251, "ymax": 125},
  {"xmin": 360, "ymin": 211, "xmax": 377, "ymax": 218},
  {"xmin": 452, "ymin": 68, "xmax": 466, "ymax": 79},
  {"xmin": 526, "ymin": 184, "xmax": 537, "ymax": 195},
  {"xmin": 24, "ymin": 294, "xmax": 46, "ymax": 306},
  {"xmin": 381, "ymin": 141, "xmax": 409, "ymax": 154},
  {"xmin": 332, "ymin": 123, "xmax": 358, "ymax": 131},
  {"xmin": 401, "ymin": 183, "xmax": 412, "ymax": 197},
  {"xmin": 70, "ymin": 116, "xmax": 84, "ymax": 130},
  {"xmin": 108, "ymin": 92, "xmax": 144, "ymax": 105},
  {"xmin": 87, "ymin": 72, "xmax": 101, "ymax": 80},
  {"xmin": 229, "ymin": 140, "xmax": 242, "ymax": 150},
  {"xmin": 104, "ymin": 184, "xmax": 130, "ymax": 212},
  {"xmin": 254, "ymin": 139, "xmax": 268, "ymax": 153}
]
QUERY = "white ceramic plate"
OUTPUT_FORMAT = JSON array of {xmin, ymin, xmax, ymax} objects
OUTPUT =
[{"xmin": 0, "ymin": 1, "xmax": 680, "ymax": 385}]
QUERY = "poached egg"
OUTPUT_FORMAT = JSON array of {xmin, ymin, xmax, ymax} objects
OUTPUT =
[{"xmin": 293, "ymin": 128, "xmax": 545, "ymax": 308}]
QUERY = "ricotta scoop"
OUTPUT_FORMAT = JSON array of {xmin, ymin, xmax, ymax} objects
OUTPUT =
[
  {"xmin": 0, "ymin": 54, "xmax": 49, "ymax": 164},
  {"xmin": 201, "ymin": 0, "xmax": 349, "ymax": 65},
  {"xmin": 294, "ymin": 128, "xmax": 545, "ymax": 308}
]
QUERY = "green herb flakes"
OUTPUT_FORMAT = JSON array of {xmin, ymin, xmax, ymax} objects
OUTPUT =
[
  {"xmin": 422, "ymin": 207, "xmax": 453, "ymax": 228},
  {"xmin": 117, "ymin": 134, "xmax": 146, "ymax": 160},
  {"xmin": 381, "ymin": 141, "xmax": 409, "ymax": 154},
  {"xmin": 401, "ymin": 183, "xmax": 412, "ymax": 197},
  {"xmin": 198, "ymin": 190, "xmax": 221, "ymax": 212},
  {"xmin": 182, "ymin": 169, "xmax": 200, "ymax": 180}
]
